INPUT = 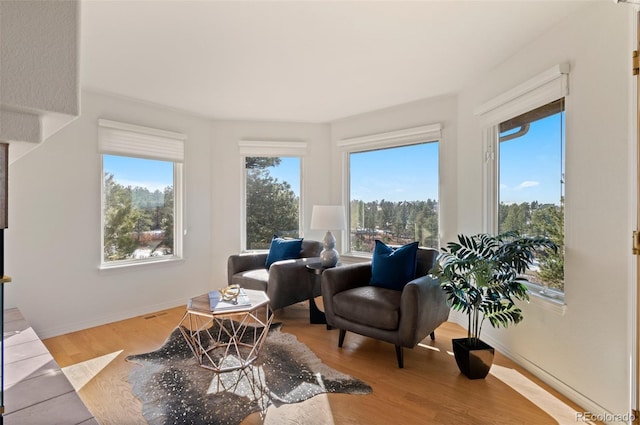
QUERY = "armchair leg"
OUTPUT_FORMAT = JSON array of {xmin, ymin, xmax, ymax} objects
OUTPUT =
[
  {"xmin": 395, "ymin": 345, "xmax": 404, "ymax": 368},
  {"xmin": 338, "ymin": 329, "xmax": 346, "ymax": 347},
  {"xmin": 430, "ymin": 331, "xmax": 435, "ymax": 340}
]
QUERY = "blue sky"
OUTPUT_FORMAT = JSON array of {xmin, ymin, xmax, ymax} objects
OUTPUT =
[
  {"xmin": 350, "ymin": 143, "xmax": 439, "ymax": 202},
  {"xmin": 264, "ymin": 157, "xmax": 300, "ymax": 194},
  {"xmin": 105, "ymin": 112, "xmax": 563, "ymax": 206},
  {"xmin": 499, "ymin": 112, "xmax": 564, "ymax": 205},
  {"xmin": 103, "ymin": 155, "xmax": 173, "ymax": 192},
  {"xmin": 266, "ymin": 144, "xmax": 439, "ymax": 203}
]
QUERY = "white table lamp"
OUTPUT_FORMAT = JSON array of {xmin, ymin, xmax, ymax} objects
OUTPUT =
[{"xmin": 310, "ymin": 205, "xmax": 346, "ymax": 268}]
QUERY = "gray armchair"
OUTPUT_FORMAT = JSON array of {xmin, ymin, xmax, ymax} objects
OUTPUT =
[
  {"xmin": 321, "ymin": 247, "xmax": 450, "ymax": 368},
  {"xmin": 227, "ymin": 239, "xmax": 322, "ymax": 311}
]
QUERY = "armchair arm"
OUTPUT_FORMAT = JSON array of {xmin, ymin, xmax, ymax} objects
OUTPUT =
[
  {"xmin": 265, "ymin": 257, "xmax": 320, "ymax": 310},
  {"xmin": 398, "ymin": 275, "xmax": 450, "ymax": 347},
  {"xmin": 227, "ymin": 253, "xmax": 268, "ymax": 284},
  {"xmin": 267, "ymin": 257, "xmax": 320, "ymax": 283}
]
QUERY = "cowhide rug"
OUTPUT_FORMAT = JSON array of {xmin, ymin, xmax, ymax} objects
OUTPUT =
[{"xmin": 126, "ymin": 322, "xmax": 372, "ymax": 425}]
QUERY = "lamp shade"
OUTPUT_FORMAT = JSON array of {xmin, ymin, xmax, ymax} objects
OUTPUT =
[{"xmin": 310, "ymin": 205, "xmax": 346, "ymax": 230}]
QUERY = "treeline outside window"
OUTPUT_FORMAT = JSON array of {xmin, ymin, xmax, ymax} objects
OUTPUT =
[
  {"xmin": 349, "ymin": 142, "xmax": 439, "ymax": 254},
  {"xmin": 498, "ymin": 98, "xmax": 565, "ymax": 293},
  {"xmin": 245, "ymin": 156, "xmax": 301, "ymax": 250},
  {"xmin": 103, "ymin": 155, "xmax": 175, "ymax": 262}
]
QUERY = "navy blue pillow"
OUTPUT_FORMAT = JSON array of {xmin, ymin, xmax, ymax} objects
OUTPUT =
[
  {"xmin": 370, "ymin": 240, "xmax": 419, "ymax": 290},
  {"xmin": 265, "ymin": 235, "xmax": 304, "ymax": 269}
]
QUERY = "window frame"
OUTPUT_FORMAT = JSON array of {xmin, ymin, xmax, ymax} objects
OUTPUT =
[
  {"xmin": 338, "ymin": 124, "xmax": 442, "ymax": 256},
  {"xmin": 475, "ymin": 64, "xmax": 569, "ymax": 310},
  {"xmin": 238, "ymin": 140, "xmax": 308, "ymax": 252},
  {"xmin": 98, "ymin": 119, "xmax": 185, "ymax": 269}
]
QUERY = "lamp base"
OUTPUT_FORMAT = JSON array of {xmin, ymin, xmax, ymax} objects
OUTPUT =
[
  {"xmin": 320, "ymin": 230, "xmax": 339, "ymax": 268},
  {"xmin": 320, "ymin": 248, "xmax": 339, "ymax": 268}
]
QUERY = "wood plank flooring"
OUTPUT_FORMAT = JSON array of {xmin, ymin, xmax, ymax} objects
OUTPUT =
[{"xmin": 43, "ymin": 300, "xmax": 599, "ymax": 425}]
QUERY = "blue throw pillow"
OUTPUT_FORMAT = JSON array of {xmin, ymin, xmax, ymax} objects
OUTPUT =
[
  {"xmin": 265, "ymin": 235, "xmax": 304, "ymax": 269},
  {"xmin": 370, "ymin": 240, "xmax": 419, "ymax": 290}
]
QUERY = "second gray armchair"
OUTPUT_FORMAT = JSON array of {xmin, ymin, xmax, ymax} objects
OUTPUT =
[
  {"xmin": 227, "ymin": 239, "xmax": 322, "ymax": 312},
  {"xmin": 321, "ymin": 247, "xmax": 450, "ymax": 368}
]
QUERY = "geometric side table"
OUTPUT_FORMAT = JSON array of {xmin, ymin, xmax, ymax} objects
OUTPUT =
[{"xmin": 178, "ymin": 289, "xmax": 272, "ymax": 373}]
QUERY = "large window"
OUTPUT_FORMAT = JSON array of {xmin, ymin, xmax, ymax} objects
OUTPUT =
[
  {"xmin": 348, "ymin": 142, "xmax": 439, "ymax": 254},
  {"xmin": 99, "ymin": 119, "xmax": 184, "ymax": 267},
  {"xmin": 498, "ymin": 99, "xmax": 565, "ymax": 293},
  {"xmin": 477, "ymin": 64, "xmax": 569, "ymax": 301},
  {"xmin": 244, "ymin": 156, "xmax": 301, "ymax": 250}
]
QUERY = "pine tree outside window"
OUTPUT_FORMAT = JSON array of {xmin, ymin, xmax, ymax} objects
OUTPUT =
[
  {"xmin": 348, "ymin": 143, "xmax": 439, "ymax": 254},
  {"xmin": 498, "ymin": 99, "xmax": 565, "ymax": 295},
  {"xmin": 244, "ymin": 156, "xmax": 301, "ymax": 250}
]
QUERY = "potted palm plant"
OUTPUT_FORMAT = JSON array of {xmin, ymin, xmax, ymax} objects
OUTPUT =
[{"xmin": 430, "ymin": 232, "xmax": 557, "ymax": 379}]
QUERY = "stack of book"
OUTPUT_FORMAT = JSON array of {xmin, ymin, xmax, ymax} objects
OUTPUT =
[{"xmin": 208, "ymin": 288, "xmax": 251, "ymax": 311}]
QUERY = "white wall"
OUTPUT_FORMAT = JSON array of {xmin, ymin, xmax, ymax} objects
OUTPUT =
[
  {"xmin": 456, "ymin": 2, "xmax": 631, "ymax": 417},
  {"xmin": 6, "ymin": 90, "xmax": 213, "ymax": 338},
  {"xmin": 0, "ymin": 0, "xmax": 80, "ymax": 159},
  {"xmin": 0, "ymin": 1, "xmax": 79, "ymax": 116}
]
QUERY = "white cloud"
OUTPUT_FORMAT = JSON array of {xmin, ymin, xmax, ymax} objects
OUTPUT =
[{"xmin": 517, "ymin": 181, "xmax": 539, "ymax": 190}]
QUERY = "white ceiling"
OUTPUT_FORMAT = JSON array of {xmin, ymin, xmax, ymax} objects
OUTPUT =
[{"xmin": 80, "ymin": 0, "xmax": 597, "ymax": 123}]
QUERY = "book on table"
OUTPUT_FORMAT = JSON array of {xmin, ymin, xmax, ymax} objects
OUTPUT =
[{"xmin": 209, "ymin": 288, "xmax": 251, "ymax": 311}]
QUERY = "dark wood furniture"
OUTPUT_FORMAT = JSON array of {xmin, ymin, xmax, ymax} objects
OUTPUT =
[{"xmin": 305, "ymin": 262, "xmax": 338, "ymax": 328}]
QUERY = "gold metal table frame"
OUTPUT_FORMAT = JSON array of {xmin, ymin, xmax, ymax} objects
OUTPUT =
[{"xmin": 178, "ymin": 289, "xmax": 272, "ymax": 372}]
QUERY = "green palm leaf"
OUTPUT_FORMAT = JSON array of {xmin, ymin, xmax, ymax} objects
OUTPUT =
[{"xmin": 432, "ymin": 232, "xmax": 556, "ymax": 342}]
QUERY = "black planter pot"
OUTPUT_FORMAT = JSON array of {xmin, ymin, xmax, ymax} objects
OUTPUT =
[{"xmin": 452, "ymin": 338, "xmax": 495, "ymax": 379}]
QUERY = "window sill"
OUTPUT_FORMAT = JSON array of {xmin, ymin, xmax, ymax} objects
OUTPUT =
[
  {"xmin": 525, "ymin": 283, "xmax": 566, "ymax": 315},
  {"xmin": 99, "ymin": 256, "xmax": 184, "ymax": 272},
  {"xmin": 340, "ymin": 252, "xmax": 373, "ymax": 265}
]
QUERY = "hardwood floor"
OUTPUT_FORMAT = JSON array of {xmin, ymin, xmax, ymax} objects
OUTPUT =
[{"xmin": 43, "ymin": 300, "xmax": 597, "ymax": 425}]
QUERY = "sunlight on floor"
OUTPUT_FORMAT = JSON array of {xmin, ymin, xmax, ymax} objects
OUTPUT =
[
  {"xmin": 61, "ymin": 350, "xmax": 123, "ymax": 391},
  {"xmin": 435, "ymin": 346, "xmax": 594, "ymax": 423},
  {"xmin": 206, "ymin": 365, "xmax": 336, "ymax": 424},
  {"xmin": 417, "ymin": 342, "xmax": 441, "ymax": 352},
  {"xmin": 263, "ymin": 393, "xmax": 335, "ymax": 425},
  {"xmin": 5, "ymin": 328, "xmax": 62, "ymax": 389},
  {"xmin": 489, "ymin": 364, "xmax": 594, "ymax": 424}
]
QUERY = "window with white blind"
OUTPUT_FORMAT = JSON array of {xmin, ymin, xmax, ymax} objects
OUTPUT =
[
  {"xmin": 476, "ymin": 64, "xmax": 568, "ymax": 306},
  {"xmin": 237, "ymin": 140, "xmax": 307, "ymax": 251},
  {"xmin": 98, "ymin": 119, "xmax": 185, "ymax": 268},
  {"xmin": 337, "ymin": 124, "xmax": 441, "ymax": 255}
]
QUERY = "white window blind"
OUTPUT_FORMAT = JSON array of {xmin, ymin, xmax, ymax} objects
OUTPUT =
[
  {"xmin": 98, "ymin": 119, "xmax": 185, "ymax": 162},
  {"xmin": 337, "ymin": 123, "xmax": 442, "ymax": 151},
  {"xmin": 237, "ymin": 140, "xmax": 308, "ymax": 157},
  {"xmin": 474, "ymin": 63, "xmax": 570, "ymax": 126}
]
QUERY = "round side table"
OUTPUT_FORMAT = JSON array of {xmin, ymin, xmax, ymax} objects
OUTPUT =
[{"xmin": 305, "ymin": 262, "xmax": 339, "ymax": 329}]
